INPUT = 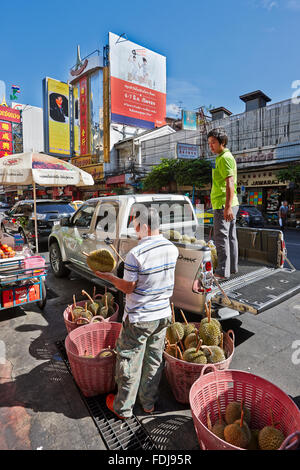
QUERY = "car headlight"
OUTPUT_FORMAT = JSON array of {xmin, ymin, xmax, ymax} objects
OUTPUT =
[{"xmin": 31, "ymin": 214, "xmax": 47, "ymax": 220}]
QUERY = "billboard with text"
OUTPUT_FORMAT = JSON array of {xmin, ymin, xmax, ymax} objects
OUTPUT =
[{"xmin": 109, "ymin": 32, "xmax": 166, "ymax": 129}]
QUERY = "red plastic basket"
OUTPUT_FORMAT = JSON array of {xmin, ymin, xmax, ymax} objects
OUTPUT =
[
  {"xmin": 63, "ymin": 297, "xmax": 119, "ymax": 333},
  {"xmin": 164, "ymin": 323, "xmax": 235, "ymax": 404},
  {"xmin": 65, "ymin": 321, "xmax": 122, "ymax": 397},
  {"xmin": 189, "ymin": 364, "xmax": 300, "ymax": 450}
]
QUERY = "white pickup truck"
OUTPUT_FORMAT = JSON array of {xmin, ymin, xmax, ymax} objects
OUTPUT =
[{"xmin": 48, "ymin": 194, "xmax": 300, "ymax": 320}]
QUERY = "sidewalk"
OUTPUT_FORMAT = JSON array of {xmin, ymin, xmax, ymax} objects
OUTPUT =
[{"xmin": 0, "ymin": 268, "xmax": 299, "ymax": 450}]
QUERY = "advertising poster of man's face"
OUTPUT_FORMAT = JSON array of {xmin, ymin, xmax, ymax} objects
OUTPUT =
[{"xmin": 49, "ymin": 92, "xmax": 69, "ymax": 123}]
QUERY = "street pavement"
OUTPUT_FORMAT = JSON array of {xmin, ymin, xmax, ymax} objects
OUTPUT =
[{"xmin": 0, "ymin": 232, "xmax": 299, "ymax": 450}]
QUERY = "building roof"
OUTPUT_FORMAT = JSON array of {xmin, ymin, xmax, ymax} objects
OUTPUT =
[
  {"xmin": 209, "ymin": 107, "xmax": 232, "ymax": 116},
  {"xmin": 114, "ymin": 125, "xmax": 175, "ymax": 147},
  {"xmin": 239, "ymin": 90, "xmax": 271, "ymax": 103}
]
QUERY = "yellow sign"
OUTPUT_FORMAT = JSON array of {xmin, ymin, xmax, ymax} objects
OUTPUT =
[
  {"xmin": 47, "ymin": 78, "xmax": 70, "ymax": 156},
  {"xmin": 82, "ymin": 163, "xmax": 104, "ymax": 181},
  {"xmin": 71, "ymin": 155, "xmax": 93, "ymax": 168}
]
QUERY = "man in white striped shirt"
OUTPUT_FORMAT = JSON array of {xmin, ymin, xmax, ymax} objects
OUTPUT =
[{"xmin": 95, "ymin": 207, "xmax": 179, "ymax": 419}]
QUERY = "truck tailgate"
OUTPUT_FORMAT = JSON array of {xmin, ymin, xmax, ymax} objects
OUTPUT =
[{"xmin": 211, "ymin": 268, "xmax": 300, "ymax": 314}]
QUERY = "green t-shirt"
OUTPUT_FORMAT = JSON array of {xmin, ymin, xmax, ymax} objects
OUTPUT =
[{"xmin": 210, "ymin": 148, "xmax": 239, "ymax": 210}]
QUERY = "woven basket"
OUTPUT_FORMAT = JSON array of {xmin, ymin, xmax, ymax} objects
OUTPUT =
[
  {"xmin": 164, "ymin": 324, "xmax": 234, "ymax": 404},
  {"xmin": 189, "ymin": 364, "xmax": 300, "ymax": 450},
  {"xmin": 63, "ymin": 297, "xmax": 119, "ymax": 334},
  {"xmin": 65, "ymin": 321, "xmax": 122, "ymax": 397}
]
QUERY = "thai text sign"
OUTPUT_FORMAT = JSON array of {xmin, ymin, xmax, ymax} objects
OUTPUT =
[
  {"xmin": 177, "ymin": 142, "xmax": 200, "ymax": 159},
  {"xmin": 79, "ymin": 76, "xmax": 88, "ymax": 155},
  {"xmin": 0, "ymin": 105, "xmax": 20, "ymax": 123},
  {"xmin": 109, "ymin": 32, "xmax": 166, "ymax": 129}
]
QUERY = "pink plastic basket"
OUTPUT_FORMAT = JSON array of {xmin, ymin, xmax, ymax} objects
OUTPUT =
[
  {"xmin": 65, "ymin": 321, "xmax": 122, "ymax": 397},
  {"xmin": 63, "ymin": 297, "xmax": 119, "ymax": 334},
  {"xmin": 164, "ymin": 323, "xmax": 235, "ymax": 404},
  {"xmin": 189, "ymin": 364, "xmax": 300, "ymax": 450},
  {"xmin": 23, "ymin": 255, "xmax": 45, "ymax": 273}
]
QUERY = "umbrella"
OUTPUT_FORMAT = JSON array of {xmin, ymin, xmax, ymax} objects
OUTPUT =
[{"xmin": 0, "ymin": 152, "xmax": 94, "ymax": 252}]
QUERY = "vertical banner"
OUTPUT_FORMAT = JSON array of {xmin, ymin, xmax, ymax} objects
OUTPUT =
[
  {"xmin": 73, "ymin": 84, "xmax": 80, "ymax": 155},
  {"xmin": 43, "ymin": 77, "xmax": 71, "ymax": 157},
  {"xmin": 103, "ymin": 66, "xmax": 110, "ymax": 163},
  {"xmin": 109, "ymin": 32, "xmax": 166, "ymax": 129},
  {"xmin": 79, "ymin": 76, "xmax": 89, "ymax": 155}
]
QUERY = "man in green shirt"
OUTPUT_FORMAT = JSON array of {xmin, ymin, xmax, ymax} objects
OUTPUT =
[{"xmin": 208, "ymin": 127, "xmax": 239, "ymax": 280}]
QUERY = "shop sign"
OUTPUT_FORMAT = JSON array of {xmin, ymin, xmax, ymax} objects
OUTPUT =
[
  {"xmin": 238, "ymin": 171, "xmax": 287, "ymax": 187},
  {"xmin": 177, "ymin": 142, "xmax": 200, "ymax": 159},
  {"xmin": 235, "ymin": 148, "xmax": 275, "ymax": 168},
  {"xmin": 71, "ymin": 155, "xmax": 92, "ymax": 168},
  {"xmin": 0, "ymin": 130, "xmax": 12, "ymax": 141},
  {"xmin": 0, "ymin": 122, "xmax": 12, "ymax": 132},
  {"xmin": 0, "ymin": 140, "xmax": 12, "ymax": 153},
  {"xmin": 79, "ymin": 76, "xmax": 89, "ymax": 155},
  {"xmin": 82, "ymin": 164, "xmax": 103, "ymax": 181},
  {"xmin": 0, "ymin": 105, "xmax": 20, "ymax": 123},
  {"xmin": 0, "ymin": 150, "xmax": 11, "ymax": 157}
]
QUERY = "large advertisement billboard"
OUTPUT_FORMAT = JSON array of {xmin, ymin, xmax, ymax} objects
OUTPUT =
[
  {"xmin": 109, "ymin": 32, "xmax": 166, "ymax": 129},
  {"xmin": 43, "ymin": 77, "xmax": 71, "ymax": 157}
]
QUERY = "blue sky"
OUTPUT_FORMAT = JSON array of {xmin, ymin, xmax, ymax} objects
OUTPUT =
[{"xmin": 1, "ymin": 0, "xmax": 300, "ymax": 118}]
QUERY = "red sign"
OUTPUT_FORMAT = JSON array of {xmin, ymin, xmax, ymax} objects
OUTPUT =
[
  {"xmin": 0, "ymin": 122, "xmax": 12, "ymax": 132},
  {"xmin": 79, "ymin": 76, "xmax": 88, "ymax": 155},
  {"xmin": 0, "ymin": 150, "xmax": 11, "ymax": 157},
  {"xmin": 0, "ymin": 130, "xmax": 12, "ymax": 141},
  {"xmin": 0, "ymin": 105, "xmax": 20, "ymax": 123},
  {"xmin": 110, "ymin": 77, "xmax": 166, "ymax": 128},
  {"xmin": 0, "ymin": 140, "xmax": 13, "ymax": 153}
]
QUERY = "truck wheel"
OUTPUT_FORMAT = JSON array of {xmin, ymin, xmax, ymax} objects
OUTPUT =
[{"xmin": 49, "ymin": 242, "xmax": 70, "ymax": 278}]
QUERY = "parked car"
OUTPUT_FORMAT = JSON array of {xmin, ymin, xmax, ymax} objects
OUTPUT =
[
  {"xmin": 1, "ymin": 199, "xmax": 75, "ymax": 244},
  {"xmin": 236, "ymin": 205, "xmax": 265, "ymax": 227}
]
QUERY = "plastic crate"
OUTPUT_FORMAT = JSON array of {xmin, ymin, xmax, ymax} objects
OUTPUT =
[
  {"xmin": 65, "ymin": 321, "xmax": 122, "ymax": 397},
  {"xmin": 164, "ymin": 323, "xmax": 235, "ymax": 404},
  {"xmin": 189, "ymin": 365, "xmax": 300, "ymax": 450}
]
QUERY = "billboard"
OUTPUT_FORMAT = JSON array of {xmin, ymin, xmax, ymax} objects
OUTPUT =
[
  {"xmin": 43, "ymin": 77, "xmax": 70, "ymax": 157},
  {"xmin": 109, "ymin": 32, "xmax": 166, "ymax": 129},
  {"xmin": 182, "ymin": 110, "xmax": 198, "ymax": 131},
  {"xmin": 177, "ymin": 142, "xmax": 200, "ymax": 159},
  {"xmin": 0, "ymin": 105, "xmax": 20, "ymax": 123}
]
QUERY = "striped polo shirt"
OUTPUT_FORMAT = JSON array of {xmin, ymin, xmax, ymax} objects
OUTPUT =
[{"xmin": 123, "ymin": 234, "xmax": 179, "ymax": 323}]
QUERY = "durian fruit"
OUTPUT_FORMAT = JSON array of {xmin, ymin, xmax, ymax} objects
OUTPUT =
[
  {"xmin": 203, "ymin": 345, "xmax": 226, "ymax": 364},
  {"xmin": 211, "ymin": 397, "xmax": 226, "ymax": 440},
  {"xmin": 198, "ymin": 301, "xmax": 222, "ymax": 346},
  {"xmin": 165, "ymin": 340, "xmax": 182, "ymax": 359},
  {"xmin": 225, "ymin": 400, "xmax": 251, "ymax": 425},
  {"xmin": 163, "ymin": 230, "xmax": 182, "ymax": 242},
  {"xmin": 258, "ymin": 409, "xmax": 285, "ymax": 450},
  {"xmin": 85, "ymin": 248, "xmax": 116, "ymax": 272},
  {"xmin": 183, "ymin": 339, "xmax": 207, "ymax": 364},
  {"xmin": 182, "ymin": 234, "xmax": 191, "ymax": 244},
  {"xmin": 190, "ymin": 236, "xmax": 197, "ymax": 243},
  {"xmin": 224, "ymin": 404, "xmax": 251, "ymax": 449},
  {"xmin": 179, "ymin": 309, "xmax": 197, "ymax": 338},
  {"xmin": 247, "ymin": 429, "xmax": 260, "ymax": 450},
  {"xmin": 184, "ymin": 332, "xmax": 198, "ymax": 350},
  {"xmin": 166, "ymin": 303, "xmax": 184, "ymax": 344},
  {"xmin": 71, "ymin": 295, "xmax": 85, "ymax": 321},
  {"xmin": 76, "ymin": 302, "xmax": 93, "ymax": 324},
  {"xmin": 81, "ymin": 289, "xmax": 99, "ymax": 316}
]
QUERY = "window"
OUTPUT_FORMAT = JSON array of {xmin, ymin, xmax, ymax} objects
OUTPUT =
[
  {"xmin": 127, "ymin": 201, "xmax": 194, "ymax": 228},
  {"xmin": 73, "ymin": 204, "xmax": 96, "ymax": 228}
]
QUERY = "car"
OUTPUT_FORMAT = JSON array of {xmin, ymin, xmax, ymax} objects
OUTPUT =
[
  {"xmin": 70, "ymin": 200, "xmax": 84, "ymax": 211},
  {"xmin": 197, "ymin": 209, "xmax": 214, "ymax": 225},
  {"xmin": 236, "ymin": 204, "xmax": 265, "ymax": 227},
  {"xmin": 1, "ymin": 199, "xmax": 75, "ymax": 244}
]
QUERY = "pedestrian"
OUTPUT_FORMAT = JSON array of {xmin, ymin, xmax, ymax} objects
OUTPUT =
[
  {"xmin": 278, "ymin": 200, "xmax": 289, "ymax": 232},
  {"xmin": 208, "ymin": 127, "xmax": 239, "ymax": 280},
  {"xmin": 95, "ymin": 206, "xmax": 179, "ymax": 419}
]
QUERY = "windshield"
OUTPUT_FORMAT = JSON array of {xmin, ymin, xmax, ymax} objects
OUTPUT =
[
  {"xmin": 36, "ymin": 203, "xmax": 75, "ymax": 214},
  {"xmin": 127, "ymin": 201, "xmax": 194, "ymax": 227}
]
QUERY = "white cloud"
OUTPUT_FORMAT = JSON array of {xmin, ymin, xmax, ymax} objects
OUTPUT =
[
  {"xmin": 286, "ymin": 0, "xmax": 300, "ymax": 10},
  {"xmin": 262, "ymin": 0, "xmax": 278, "ymax": 10},
  {"xmin": 166, "ymin": 103, "xmax": 181, "ymax": 118}
]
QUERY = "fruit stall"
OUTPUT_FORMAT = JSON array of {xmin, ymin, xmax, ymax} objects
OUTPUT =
[{"xmin": 0, "ymin": 230, "xmax": 46, "ymax": 311}]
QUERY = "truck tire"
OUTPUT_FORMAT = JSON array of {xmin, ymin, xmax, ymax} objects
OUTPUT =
[{"xmin": 49, "ymin": 241, "xmax": 70, "ymax": 278}]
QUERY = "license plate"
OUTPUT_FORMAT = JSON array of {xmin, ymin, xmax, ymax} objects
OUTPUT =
[{"xmin": 53, "ymin": 220, "xmax": 60, "ymax": 226}]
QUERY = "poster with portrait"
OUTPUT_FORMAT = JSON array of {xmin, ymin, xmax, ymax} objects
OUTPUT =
[{"xmin": 109, "ymin": 32, "xmax": 166, "ymax": 129}]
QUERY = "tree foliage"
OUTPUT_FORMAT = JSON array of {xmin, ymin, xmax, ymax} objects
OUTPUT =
[
  {"xmin": 142, "ymin": 158, "xmax": 212, "ymax": 191},
  {"xmin": 276, "ymin": 165, "xmax": 300, "ymax": 185}
]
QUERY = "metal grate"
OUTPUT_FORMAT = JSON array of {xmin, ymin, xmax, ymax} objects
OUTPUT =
[{"xmin": 55, "ymin": 339, "xmax": 157, "ymax": 451}]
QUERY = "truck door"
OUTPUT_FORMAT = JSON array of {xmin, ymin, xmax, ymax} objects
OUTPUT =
[{"xmin": 63, "ymin": 201, "xmax": 98, "ymax": 268}]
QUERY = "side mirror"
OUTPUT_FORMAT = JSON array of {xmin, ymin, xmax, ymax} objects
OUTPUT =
[{"xmin": 60, "ymin": 216, "xmax": 72, "ymax": 227}]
